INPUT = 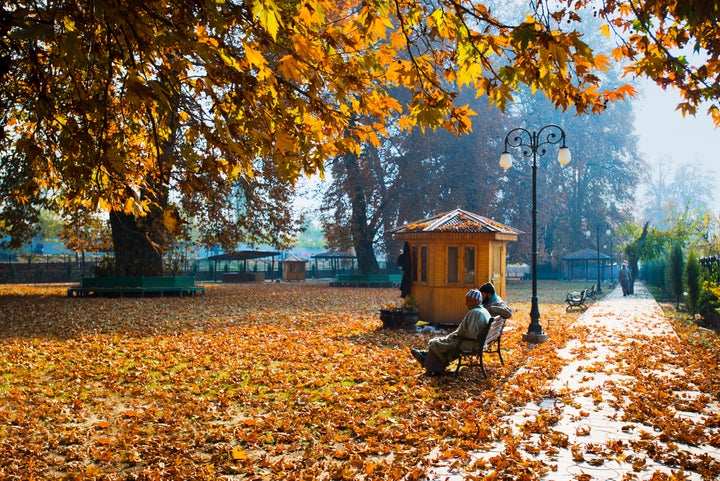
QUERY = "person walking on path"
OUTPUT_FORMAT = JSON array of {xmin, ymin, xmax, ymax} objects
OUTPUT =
[
  {"xmin": 410, "ymin": 289, "xmax": 490, "ymax": 376},
  {"xmin": 618, "ymin": 262, "xmax": 632, "ymax": 296}
]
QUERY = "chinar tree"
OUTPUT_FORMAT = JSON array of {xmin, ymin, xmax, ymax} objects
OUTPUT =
[
  {"xmin": 321, "ymin": 89, "xmax": 507, "ymax": 274},
  {"xmin": 1, "ymin": 1, "xmax": 310, "ymax": 275},
  {"xmin": 3, "ymin": 1, "xmax": 718, "ymax": 276}
]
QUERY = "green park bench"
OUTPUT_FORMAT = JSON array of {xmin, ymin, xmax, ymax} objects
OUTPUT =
[
  {"xmin": 330, "ymin": 274, "xmax": 402, "ymax": 288},
  {"xmin": 67, "ymin": 276, "xmax": 205, "ymax": 298}
]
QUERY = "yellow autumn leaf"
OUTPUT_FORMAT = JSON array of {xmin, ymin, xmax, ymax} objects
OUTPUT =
[
  {"xmin": 593, "ymin": 53, "xmax": 611, "ymax": 72},
  {"xmin": 196, "ymin": 25, "xmax": 218, "ymax": 47},
  {"xmin": 265, "ymin": 11, "xmax": 281, "ymax": 40},
  {"xmin": 231, "ymin": 446, "xmax": 248, "ymax": 460},
  {"xmin": 162, "ymin": 208, "xmax": 179, "ymax": 234},
  {"xmin": 244, "ymin": 160, "xmax": 255, "ymax": 179},
  {"xmin": 397, "ymin": 114, "xmax": 416, "ymax": 131},
  {"xmin": 428, "ymin": 8, "xmax": 444, "ymax": 31},
  {"xmin": 297, "ymin": 2, "xmax": 318, "ymax": 26},
  {"xmin": 62, "ymin": 17, "xmax": 76, "ymax": 32},
  {"xmin": 123, "ymin": 197, "xmax": 137, "ymax": 215},
  {"xmin": 457, "ymin": 62, "xmax": 483, "ymax": 87},
  {"xmin": 252, "ymin": 0, "xmax": 282, "ymax": 40},
  {"xmin": 600, "ymin": 23, "xmax": 610, "ymax": 38},
  {"xmin": 97, "ymin": 198, "xmax": 111, "ymax": 212},
  {"xmin": 367, "ymin": 14, "xmax": 394, "ymax": 39},
  {"xmin": 220, "ymin": 49, "xmax": 242, "ymax": 72},
  {"xmin": 244, "ymin": 45, "xmax": 266, "ymax": 69},
  {"xmin": 278, "ymin": 55, "xmax": 303, "ymax": 82}
]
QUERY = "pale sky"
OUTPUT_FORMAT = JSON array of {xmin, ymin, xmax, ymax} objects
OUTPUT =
[{"xmin": 633, "ymin": 78, "xmax": 720, "ymax": 214}]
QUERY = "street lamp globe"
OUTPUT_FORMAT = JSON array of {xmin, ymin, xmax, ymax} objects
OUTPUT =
[
  {"xmin": 499, "ymin": 152, "xmax": 513, "ymax": 171},
  {"xmin": 558, "ymin": 146, "xmax": 571, "ymax": 166}
]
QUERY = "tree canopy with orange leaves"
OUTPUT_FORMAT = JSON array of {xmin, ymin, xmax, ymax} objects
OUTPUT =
[
  {"xmin": 595, "ymin": 0, "xmax": 720, "ymax": 123},
  {"xmin": 0, "ymin": 0, "xmax": 714, "ymax": 274}
]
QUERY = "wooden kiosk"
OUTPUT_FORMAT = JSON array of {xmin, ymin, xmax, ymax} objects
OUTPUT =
[
  {"xmin": 390, "ymin": 209, "xmax": 521, "ymax": 325},
  {"xmin": 282, "ymin": 255, "xmax": 307, "ymax": 281}
]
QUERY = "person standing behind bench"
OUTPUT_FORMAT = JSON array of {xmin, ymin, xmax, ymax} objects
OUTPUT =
[
  {"xmin": 410, "ymin": 289, "xmax": 491, "ymax": 376},
  {"xmin": 478, "ymin": 282, "xmax": 513, "ymax": 320}
]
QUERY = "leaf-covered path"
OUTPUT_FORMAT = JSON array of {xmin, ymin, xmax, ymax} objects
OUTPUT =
[{"xmin": 427, "ymin": 282, "xmax": 720, "ymax": 480}]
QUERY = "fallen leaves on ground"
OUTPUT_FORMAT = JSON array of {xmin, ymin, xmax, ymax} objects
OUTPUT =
[
  {"xmin": 0, "ymin": 283, "xmax": 717, "ymax": 480},
  {"xmin": 459, "ymin": 295, "xmax": 720, "ymax": 481}
]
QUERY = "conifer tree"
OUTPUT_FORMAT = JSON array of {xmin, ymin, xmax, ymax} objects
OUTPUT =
[
  {"xmin": 684, "ymin": 250, "xmax": 701, "ymax": 317},
  {"xmin": 666, "ymin": 243, "xmax": 685, "ymax": 309}
]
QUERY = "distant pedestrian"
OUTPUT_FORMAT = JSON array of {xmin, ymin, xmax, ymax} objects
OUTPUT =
[
  {"xmin": 397, "ymin": 242, "xmax": 411, "ymax": 298},
  {"xmin": 618, "ymin": 262, "xmax": 632, "ymax": 296}
]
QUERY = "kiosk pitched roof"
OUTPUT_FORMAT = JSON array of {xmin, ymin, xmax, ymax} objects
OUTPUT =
[{"xmin": 390, "ymin": 208, "xmax": 523, "ymax": 235}]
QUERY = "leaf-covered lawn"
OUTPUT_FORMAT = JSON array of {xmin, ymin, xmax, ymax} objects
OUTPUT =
[{"xmin": 0, "ymin": 282, "xmax": 717, "ymax": 480}]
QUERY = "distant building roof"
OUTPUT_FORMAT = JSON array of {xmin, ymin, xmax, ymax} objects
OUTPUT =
[
  {"xmin": 283, "ymin": 255, "xmax": 308, "ymax": 263},
  {"xmin": 563, "ymin": 248, "xmax": 610, "ymax": 261},
  {"xmin": 389, "ymin": 208, "xmax": 523, "ymax": 235}
]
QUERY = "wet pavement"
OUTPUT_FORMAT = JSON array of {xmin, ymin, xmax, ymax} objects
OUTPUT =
[{"xmin": 425, "ymin": 282, "xmax": 720, "ymax": 480}]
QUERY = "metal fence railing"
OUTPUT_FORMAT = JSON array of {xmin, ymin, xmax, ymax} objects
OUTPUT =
[{"xmin": 0, "ymin": 258, "xmax": 390, "ymax": 284}]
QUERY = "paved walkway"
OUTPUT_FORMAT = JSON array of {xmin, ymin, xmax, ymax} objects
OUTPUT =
[{"xmin": 427, "ymin": 282, "xmax": 720, "ymax": 480}]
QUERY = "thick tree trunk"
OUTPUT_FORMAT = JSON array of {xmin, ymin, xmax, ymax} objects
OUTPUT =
[
  {"xmin": 346, "ymin": 152, "xmax": 380, "ymax": 275},
  {"xmin": 354, "ymin": 235, "xmax": 380, "ymax": 274},
  {"xmin": 350, "ymin": 192, "xmax": 380, "ymax": 274},
  {"xmin": 109, "ymin": 209, "xmax": 164, "ymax": 277},
  {"xmin": 106, "ymin": 74, "xmax": 178, "ymax": 278}
]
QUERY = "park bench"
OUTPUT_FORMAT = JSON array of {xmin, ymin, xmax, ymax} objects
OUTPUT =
[
  {"xmin": 565, "ymin": 288, "xmax": 588, "ymax": 311},
  {"xmin": 586, "ymin": 283, "xmax": 597, "ymax": 300},
  {"xmin": 67, "ymin": 276, "xmax": 205, "ymax": 298},
  {"xmin": 454, "ymin": 316, "xmax": 506, "ymax": 379},
  {"xmin": 330, "ymin": 274, "xmax": 402, "ymax": 287}
]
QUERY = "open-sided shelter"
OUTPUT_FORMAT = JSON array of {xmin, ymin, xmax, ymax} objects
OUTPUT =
[
  {"xmin": 208, "ymin": 250, "xmax": 280, "ymax": 282},
  {"xmin": 389, "ymin": 209, "xmax": 522, "ymax": 325},
  {"xmin": 563, "ymin": 248, "xmax": 610, "ymax": 281},
  {"xmin": 311, "ymin": 250, "xmax": 356, "ymax": 276}
]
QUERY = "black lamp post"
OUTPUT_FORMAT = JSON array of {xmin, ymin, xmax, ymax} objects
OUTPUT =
[
  {"xmin": 608, "ymin": 234, "xmax": 614, "ymax": 282},
  {"xmin": 500, "ymin": 125, "xmax": 571, "ymax": 344},
  {"xmin": 586, "ymin": 222, "xmax": 610, "ymax": 294}
]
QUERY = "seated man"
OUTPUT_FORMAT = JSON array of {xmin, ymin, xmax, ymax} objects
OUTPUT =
[
  {"xmin": 478, "ymin": 282, "xmax": 512, "ymax": 319},
  {"xmin": 410, "ymin": 289, "xmax": 490, "ymax": 376}
]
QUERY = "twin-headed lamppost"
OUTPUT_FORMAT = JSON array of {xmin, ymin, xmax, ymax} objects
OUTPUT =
[{"xmin": 500, "ymin": 125, "xmax": 571, "ymax": 345}]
